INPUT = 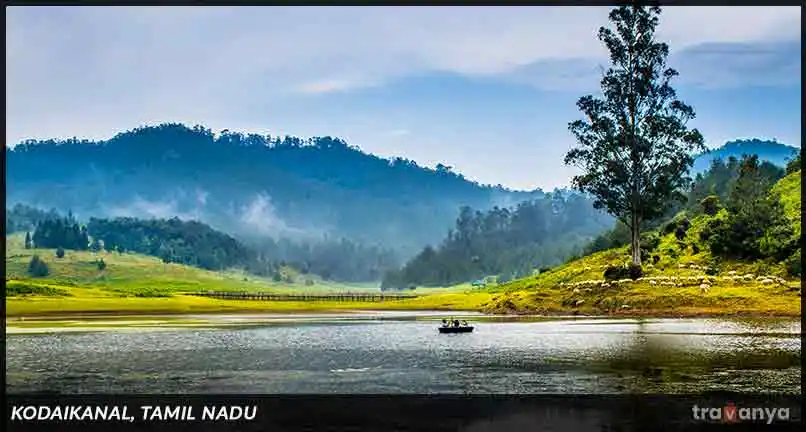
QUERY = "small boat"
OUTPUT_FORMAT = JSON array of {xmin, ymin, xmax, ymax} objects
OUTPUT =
[{"xmin": 438, "ymin": 326, "xmax": 474, "ymax": 334}]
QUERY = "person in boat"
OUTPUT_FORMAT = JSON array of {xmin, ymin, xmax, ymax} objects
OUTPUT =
[
  {"xmin": 441, "ymin": 319, "xmax": 448, "ymax": 327},
  {"xmin": 461, "ymin": 320, "xmax": 468, "ymax": 327},
  {"xmin": 453, "ymin": 319, "xmax": 460, "ymax": 327}
]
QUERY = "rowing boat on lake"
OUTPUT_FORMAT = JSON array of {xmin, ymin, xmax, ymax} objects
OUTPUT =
[{"xmin": 438, "ymin": 326, "xmax": 474, "ymax": 334}]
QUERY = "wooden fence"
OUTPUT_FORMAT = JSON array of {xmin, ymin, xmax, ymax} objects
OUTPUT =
[{"xmin": 192, "ymin": 291, "xmax": 420, "ymax": 302}]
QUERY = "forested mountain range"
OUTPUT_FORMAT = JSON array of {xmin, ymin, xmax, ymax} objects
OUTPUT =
[
  {"xmin": 692, "ymin": 139, "xmax": 798, "ymax": 174},
  {"xmin": 6, "ymin": 123, "xmax": 543, "ymax": 258},
  {"xmin": 5, "ymin": 123, "xmax": 799, "ymax": 285}
]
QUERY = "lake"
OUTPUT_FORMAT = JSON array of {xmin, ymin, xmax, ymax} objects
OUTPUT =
[{"xmin": 5, "ymin": 312, "xmax": 801, "ymax": 394}]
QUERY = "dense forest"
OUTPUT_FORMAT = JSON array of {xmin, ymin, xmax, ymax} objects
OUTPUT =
[
  {"xmin": 582, "ymin": 153, "xmax": 795, "ymax": 256},
  {"xmin": 251, "ymin": 237, "xmax": 400, "ymax": 282},
  {"xmin": 384, "ymin": 149, "xmax": 801, "ymax": 290},
  {"xmin": 5, "ymin": 203, "xmax": 61, "ymax": 234},
  {"xmin": 381, "ymin": 191, "xmax": 612, "ymax": 289},
  {"xmin": 699, "ymin": 154, "xmax": 800, "ymax": 270},
  {"xmin": 85, "ymin": 217, "xmax": 254, "ymax": 272},
  {"xmin": 7, "ymin": 207, "xmax": 402, "ymax": 282},
  {"xmin": 6, "ymin": 123, "xmax": 543, "ymax": 256},
  {"xmin": 30, "ymin": 214, "xmax": 89, "ymax": 251}
]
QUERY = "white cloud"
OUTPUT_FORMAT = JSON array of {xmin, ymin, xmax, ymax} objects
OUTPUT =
[
  {"xmin": 673, "ymin": 40, "xmax": 801, "ymax": 89},
  {"xmin": 105, "ymin": 196, "xmax": 201, "ymax": 221},
  {"xmin": 295, "ymin": 79, "xmax": 367, "ymax": 94},
  {"xmin": 5, "ymin": 6, "xmax": 800, "ymax": 144},
  {"xmin": 386, "ymin": 129, "xmax": 410, "ymax": 138}
]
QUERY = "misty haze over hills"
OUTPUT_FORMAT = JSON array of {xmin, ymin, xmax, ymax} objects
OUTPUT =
[
  {"xmin": 692, "ymin": 139, "xmax": 798, "ymax": 174},
  {"xmin": 7, "ymin": 123, "xmax": 799, "ymax": 263},
  {"xmin": 6, "ymin": 123, "xmax": 549, "ymax": 258}
]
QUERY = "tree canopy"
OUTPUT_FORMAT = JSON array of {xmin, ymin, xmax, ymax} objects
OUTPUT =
[
  {"xmin": 565, "ymin": 6, "xmax": 704, "ymax": 266},
  {"xmin": 381, "ymin": 191, "xmax": 612, "ymax": 289}
]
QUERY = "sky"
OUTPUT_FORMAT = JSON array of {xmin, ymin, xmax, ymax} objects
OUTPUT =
[{"xmin": 6, "ymin": 6, "xmax": 801, "ymax": 191}]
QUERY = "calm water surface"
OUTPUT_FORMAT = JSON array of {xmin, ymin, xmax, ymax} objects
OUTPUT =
[{"xmin": 5, "ymin": 314, "xmax": 801, "ymax": 394}]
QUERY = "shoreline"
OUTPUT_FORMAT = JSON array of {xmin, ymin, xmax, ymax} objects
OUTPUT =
[
  {"xmin": 6, "ymin": 287, "xmax": 800, "ymax": 325},
  {"xmin": 6, "ymin": 305, "xmax": 800, "ymax": 335},
  {"xmin": 492, "ymin": 308, "xmax": 802, "ymax": 319},
  {"xmin": 6, "ymin": 306, "xmax": 800, "ymax": 320}
]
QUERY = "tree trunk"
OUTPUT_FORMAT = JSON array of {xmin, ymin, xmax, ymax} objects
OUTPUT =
[{"xmin": 631, "ymin": 213, "xmax": 642, "ymax": 266}]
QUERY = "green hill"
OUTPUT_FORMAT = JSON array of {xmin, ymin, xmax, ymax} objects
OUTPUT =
[
  {"xmin": 772, "ymin": 170, "xmax": 801, "ymax": 238},
  {"xmin": 3, "ymin": 233, "xmax": 403, "ymax": 316},
  {"xmin": 480, "ymin": 173, "xmax": 802, "ymax": 317},
  {"xmin": 5, "ymin": 123, "xmax": 545, "ymax": 257},
  {"xmin": 692, "ymin": 139, "xmax": 798, "ymax": 174}
]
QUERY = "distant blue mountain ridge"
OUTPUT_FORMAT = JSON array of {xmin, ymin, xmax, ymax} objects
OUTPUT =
[{"xmin": 692, "ymin": 139, "xmax": 799, "ymax": 174}]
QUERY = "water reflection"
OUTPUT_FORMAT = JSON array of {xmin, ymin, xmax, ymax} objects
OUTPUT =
[{"xmin": 5, "ymin": 317, "xmax": 800, "ymax": 394}]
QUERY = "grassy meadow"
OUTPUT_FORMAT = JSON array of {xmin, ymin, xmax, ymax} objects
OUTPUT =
[{"xmin": 5, "ymin": 233, "xmax": 485, "ymax": 317}]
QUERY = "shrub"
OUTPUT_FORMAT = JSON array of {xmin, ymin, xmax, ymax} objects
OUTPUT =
[
  {"xmin": 759, "ymin": 225, "xmax": 799, "ymax": 261},
  {"xmin": 133, "ymin": 290, "xmax": 171, "ymax": 298},
  {"xmin": 27, "ymin": 255, "xmax": 50, "ymax": 277},
  {"xmin": 603, "ymin": 264, "xmax": 642, "ymax": 281},
  {"xmin": 680, "ymin": 218, "xmax": 691, "ymax": 231},
  {"xmin": 627, "ymin": 264, "xmax": 643, "ymax": 280},
  {"xmin": 652, "ymin": 255, "xmax": 660, "ymax": 264},
  {"xmin": 700, "ymin": 196, "xmax": 722, "ymax": 216},
  {"xmin": 785, "ymin": 149, "xmax": 801, "ymax": 174},
  {"xmin": 55, "ymin": 247, "xmax": 65, "ymax": 258},
  {"xmin": 6, "ymin": 281, "xmax": 66, "ymax": 296},
  {"xmin": 663, "ymin": 216, "xmax": 690, "ymax": 236},
  {"xmin": 691, "ymin": 244, "xmax": 700, "ymax": 255},
  {"xmin": 661, "ymin": 220, "xmax": 676, "ymax": 235},
  {"xmin": 674, "ymin": 225, "xmax": 688, "ymax": 241},
  {"xmin": 272, "ymin": 271, "xmax": 282, "ymax": 282},
  {"xmin": 639, "ymin": 232, "xmax": 660, "ymax": 251},
  {"xmin": 97, "ymin": 259, "xmax": 106, "ymax": 271},
  {"xmin": 604, "ymin": 266, "xmax": 625, "ymax": 280},
  {"xmin": 702, "ymin": 199, "xmax": 794, "ymax": 261},
  {"xmin": 785, "ymin": 249, "xmax": 801, "ymax": 278}
]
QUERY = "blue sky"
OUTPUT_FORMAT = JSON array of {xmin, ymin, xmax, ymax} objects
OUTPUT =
[{"xmin": 6, "ymin": 6, "xmax": 801, "ymax": 190}]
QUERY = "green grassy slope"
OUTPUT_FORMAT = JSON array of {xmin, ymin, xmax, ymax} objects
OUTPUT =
[
  {"xmin": 481, "ymin": 174, "xmax": 802, "ymax": 317},
  {"xmin": 5, "ymin": 233, "xmax": 485, "ymax": 316},
  {"xmin": 5, "ymin": 233, "xmax": 379, "ymax": 296},
  {"xmin": 772, "ymin": 170, "xmax": 801, "ymax": 237}
]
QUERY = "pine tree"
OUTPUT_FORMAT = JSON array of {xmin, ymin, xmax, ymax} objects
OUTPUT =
[{"xmin": 28, "ymin": 255, "xmax": 50, "ymax": 277}]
